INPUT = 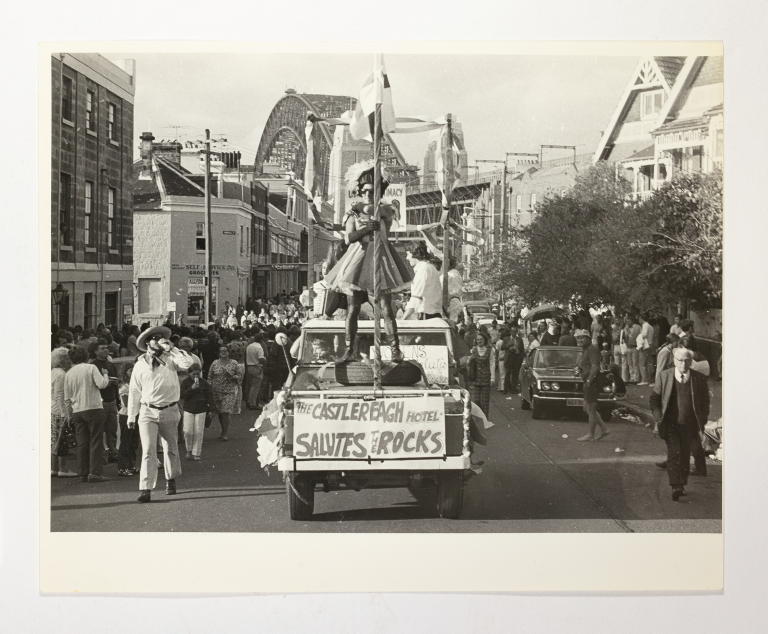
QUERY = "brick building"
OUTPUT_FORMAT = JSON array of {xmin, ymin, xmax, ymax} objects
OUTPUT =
[{"xmin": 51, "ymin": 54, "xmax": 135, "ymax": 329}]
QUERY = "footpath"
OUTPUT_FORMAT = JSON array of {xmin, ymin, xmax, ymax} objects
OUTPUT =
[{"xmin": 618, "ymin": 377, "xmax": 722, "ymax": 423}]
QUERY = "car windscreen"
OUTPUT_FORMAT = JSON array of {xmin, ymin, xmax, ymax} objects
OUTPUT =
[{"xmin": 533, "ymin": 348, "xmax": 580, "ymax": 369}]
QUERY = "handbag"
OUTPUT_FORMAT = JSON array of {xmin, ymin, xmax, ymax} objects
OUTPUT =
[{"xmin": 54, "ymin": 420, "xmax": 76, "ymax": 457}]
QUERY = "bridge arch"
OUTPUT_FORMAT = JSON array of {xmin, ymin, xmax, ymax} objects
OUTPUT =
[{"xmin": 254, "ymin": 91, "xmax": 413, "ymax": 201}]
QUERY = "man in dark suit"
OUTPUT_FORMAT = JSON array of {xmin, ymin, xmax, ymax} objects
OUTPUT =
[{"xmin": 650, "ymin": 347, "xmax": 710, "ymax": 501}]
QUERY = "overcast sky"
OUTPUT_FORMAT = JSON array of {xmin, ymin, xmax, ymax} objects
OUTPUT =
[{"xmin": 107, "ymin": 52, "xmax": 638, "ymax": 170}]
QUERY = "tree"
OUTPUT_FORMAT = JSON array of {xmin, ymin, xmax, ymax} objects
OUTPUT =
[
  {"xmin": 481, "ymin": 162, "xmax": 631, "ymax": 309},
  {"xmin": 632, "ymin": 170, "xmax": 722, "ymax": 308}
]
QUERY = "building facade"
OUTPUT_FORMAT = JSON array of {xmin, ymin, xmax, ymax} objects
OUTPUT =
[
  {"xmin": 594, "ymin": 55, "xmax": 723, "ymax": 200},
  {"xmin": 51, "ymin": 54, "xmax": 135, "ymax": 329},
  {"xmin": 132, "ymin": 134, "xmax": 268, "ymax": 324}
]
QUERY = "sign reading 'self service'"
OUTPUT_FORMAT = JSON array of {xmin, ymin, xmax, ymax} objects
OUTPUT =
[{"xmin": 293, "ymin": 397, "xmax": 446, "ymax": 459}]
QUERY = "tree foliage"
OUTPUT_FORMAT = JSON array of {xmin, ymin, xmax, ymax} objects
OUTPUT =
[{"xmin": 479, "ymin": 164, "xmax": 723, "ymax": 311}]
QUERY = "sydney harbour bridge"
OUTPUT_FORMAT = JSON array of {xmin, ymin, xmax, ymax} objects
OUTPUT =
[{"xmin": 253, "ymin": 90, "xmax": 416, "ymax": 201}]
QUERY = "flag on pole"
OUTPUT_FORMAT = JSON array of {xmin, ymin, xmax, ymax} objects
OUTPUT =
[{"xmin": 350, "ymin": 54, "xmax": 396, "ymax": 141}]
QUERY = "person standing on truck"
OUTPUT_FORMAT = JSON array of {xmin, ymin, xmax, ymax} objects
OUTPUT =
[
  {"xmin": 403, "ymin": 243, "xmax": 443, "ymax": 320},
  {"xmin": 322, "ymin": 161, "xmax": 413, "ymax": 363}
]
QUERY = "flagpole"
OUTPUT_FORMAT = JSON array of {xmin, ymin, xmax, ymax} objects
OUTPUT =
[
  {"xmin": 373, "ymin": 98, "xmax": 382, "ymax": 391},
  {"xmin": 441, "ymin": 113, "xmax": 453, "ymax": 316}
]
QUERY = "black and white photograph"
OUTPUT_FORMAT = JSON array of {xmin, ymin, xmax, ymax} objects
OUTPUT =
[{"xmin": 46, "ymin": 46, "xmax": 723, "ymax": 541}]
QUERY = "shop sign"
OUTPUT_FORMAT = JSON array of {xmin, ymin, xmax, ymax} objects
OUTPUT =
[
  {"xmin": 383, "ymin": 183, "xmax": 407, "ymax": 232},
  {"xmin": 293, "ymin": 396, "xmax": 445, "ymax": 459}
]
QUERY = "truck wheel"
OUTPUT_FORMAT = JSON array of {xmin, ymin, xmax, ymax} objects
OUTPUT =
[
  {"xmin": 287, "ymin": 472, "xmax": 314, "ymax": 520},
  {"xmin": 531, "ymin": 398, "xmax": 544, "ymax": 420},
  {"xmin": 437, "ymin": 471, "xmax": 464, "ymax": 519}
]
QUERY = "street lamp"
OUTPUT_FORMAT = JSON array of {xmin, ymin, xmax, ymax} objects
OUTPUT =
[{"xmin": 52, "ymin": 282, "xmax": 68, "ymax": 326}]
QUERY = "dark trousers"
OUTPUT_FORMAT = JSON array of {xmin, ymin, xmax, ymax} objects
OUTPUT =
[
  {"xmin": 103, "ymin": 400, "xmax": 118, "ymax": 454},
  {"xmin": 118, "ymin": 414, "xmax": 141, "ymax": 470},
  {"xmin": 665, "ymin": 422, "xmax": 703, "ymax": 488},
  {"xmin": 73, "ymin": 408, "xmax": 106, "ymax": 477},
  {"xmin": 506, "ymin": 357, "xmax": 522, "ymax": 391}
]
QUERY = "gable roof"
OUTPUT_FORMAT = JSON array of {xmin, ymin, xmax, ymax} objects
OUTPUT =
[
  {"xmin": 593, "ymin": 56, "xmax": 691, "ymax": 163},
  {"xmin": 654, "ymin": 57, "xmax": 687, "ymax": 89}
]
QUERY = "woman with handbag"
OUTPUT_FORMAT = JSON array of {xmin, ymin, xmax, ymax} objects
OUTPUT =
[{"xmin": 51, "ymin": 347, "xmax": 77, "ymax": 477}]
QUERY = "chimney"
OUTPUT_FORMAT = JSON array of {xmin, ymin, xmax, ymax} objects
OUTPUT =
[{"xmin": 140, "ymin": 131, "xmax": 155, "ymax": 171}]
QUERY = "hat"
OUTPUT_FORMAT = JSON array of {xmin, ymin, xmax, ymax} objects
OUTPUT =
[
  {"xmin": 136, "ymin": 325, "xmax": 172, "ymax": 352},
  {"xmin": 573, "ymin": 329, "xmax": 590, "ymax": 338},
  {"xmin": 345, "ymin": 159, "xmax": 389, "ymax": 194}
]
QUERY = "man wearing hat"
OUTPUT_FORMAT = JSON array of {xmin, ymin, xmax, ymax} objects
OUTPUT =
[
  {"xmin": 574, "ymin": 329, "xmax": 609, "ymax": 442},
  {"xmin": 127, "ymin": 325, "xmax": 195, "ymax": 503},
  {"xmin": 650, "ymin": 346, "xmax": 710, "ymax": 501}
]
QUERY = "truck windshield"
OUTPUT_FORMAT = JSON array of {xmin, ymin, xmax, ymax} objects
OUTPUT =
[{"xmin": 299, "ymin": 330, "xmax": 450, "ymax": 364}]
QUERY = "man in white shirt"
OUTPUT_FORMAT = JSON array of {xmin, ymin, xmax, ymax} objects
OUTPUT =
[
  {"xmin": 127, "ymin": 326, "xmax": 194, "ymax": 503},
  {"xmin": 404, "ymin": 244, "xmax": 443, "ymax": 320},
  {"xmin": 64, "ymin": 346, "xmax": 112, "ymax": 482},
  {"xmin": 244, "ymin": 334, "xmax": 266, "ymax": 409},
  {"xmin": 637, "ymin": 313, "xmax": 655, "ymax": 385}
]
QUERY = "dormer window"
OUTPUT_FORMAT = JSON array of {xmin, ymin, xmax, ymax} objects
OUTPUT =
[{"xmin": 641, "ymin": 89, "xmax": 664, "ymax": 120}]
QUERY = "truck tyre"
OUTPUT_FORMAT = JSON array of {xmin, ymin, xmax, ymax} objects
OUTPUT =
[
  {"xmin": 287, "ymin": 472, "xmax": 314, "ymax": 520},
  {"xmin": 437, "ymin": 471, "xmax": 464, "ymax": 519},
  {"xmin": 531, "ymin": 398, "xmax": 544, "ymax": 420}
]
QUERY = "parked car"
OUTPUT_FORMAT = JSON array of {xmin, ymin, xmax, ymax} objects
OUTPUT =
[{"xmin": 518, "ymin": 346, "xmax": 620, "ymax": 420}]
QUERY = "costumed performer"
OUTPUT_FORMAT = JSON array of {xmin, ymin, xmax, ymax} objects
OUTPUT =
[{"xmin": 322, "ymin": 160, "xmax": 414, "ymax": 363}]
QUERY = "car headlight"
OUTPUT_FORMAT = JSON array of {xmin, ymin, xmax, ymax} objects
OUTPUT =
[
  {"xmin": 550, "ymin": 382, "xmax": 560, "ymax": 391},
  {"xmin": 602, "ymin": 385, "xmax": 612, "ymax": 393},
  {"xmin": 540, "ymin": 381, "xmax": 550, "ymax": 390}
]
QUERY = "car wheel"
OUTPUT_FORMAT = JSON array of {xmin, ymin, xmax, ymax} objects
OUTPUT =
[
  {"xmin": 531, "ymin": 397, "xmax": 544, "ymax": 420},
  {"xmin": 437, "ymin": 471, "xmax": 464, "ymax": 519},
  {"xmin": 287, "ymin": 472, "xmax": 314, "ymax": 520}
]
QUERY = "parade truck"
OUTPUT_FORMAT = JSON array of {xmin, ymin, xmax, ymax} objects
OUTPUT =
[{"xmin": 254, "ymin": 318, "xmax": 479, "ymax": 521}]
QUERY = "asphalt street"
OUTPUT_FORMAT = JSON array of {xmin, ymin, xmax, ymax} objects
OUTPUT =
[{"xmin": 50, "ymin": 391, "xmax": 722, "ymax": 533}]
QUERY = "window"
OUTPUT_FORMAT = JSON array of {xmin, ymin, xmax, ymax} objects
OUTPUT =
[
  {"xmin": 107, "ymin": 187, "xmax": 116, "ymax": 248},
  {"xmin": 107, "ymin": 103, "xmax": 117, "ymax": 141},
  {"xmin": 196, "ymin": 222, "xmax": 206, "ymax": 251},
  {"xmin": 240, "ymin": 226, "xmax": 245, "ymax": 255},
  {"xmin": 640, "ymin": 89, "xmax": 664, "ymax": 120},
  {"xmin": 86, "ymin": 90, "xmax": 96, "ymax": 132},
  {"xmin": 104, "ymin": 292, "xmax": 118, "ymax": 327},
  {"xmin": 530, "ymin": 193, "xmax": 537, "ymax": 209},
  {"xmin": 516, "ymin": 194, "xmax": 522, "ymax": 212},
  {"xmin": 62, "ymin": 76, "xmax": 73, "ymax": 121},
  {"xmin": 84, "ymin": 292, "xmax": 95, "ymax": 330},
  {"xmin": 60, "ymin": 173, "xmax": 72, "ymax": 245},
  {"xmin": 84, "ymin": 181, "xmax": 93, "ymax": 246}
]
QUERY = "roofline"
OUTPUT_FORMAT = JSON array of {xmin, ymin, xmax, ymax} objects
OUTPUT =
[
  {"xmin": 652, "ymin": 56, "xmax": 705, "ymax": 128},
  {"xmin": 592, "ymin": 56, "xmax": 685, "ymax": 164}
]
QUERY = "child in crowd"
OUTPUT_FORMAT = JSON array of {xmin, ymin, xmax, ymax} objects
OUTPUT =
[{"xmin": 180, "ymin": 362, "xmax": 212, "ymax": 461}]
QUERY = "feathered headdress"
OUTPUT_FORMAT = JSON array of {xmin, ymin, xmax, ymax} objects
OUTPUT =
[{"xmin": 345, "ymin": 159, "xmax": 390, "ymax": 196}]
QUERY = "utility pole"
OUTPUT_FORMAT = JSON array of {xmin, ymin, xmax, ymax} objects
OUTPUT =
[
  {"xmin": 441, "ymin": 113, "xmax": 454, "ymax": 315},
  {"xmin": 204, "ymin": 129, "xmax": 213, "ymax": 323}
]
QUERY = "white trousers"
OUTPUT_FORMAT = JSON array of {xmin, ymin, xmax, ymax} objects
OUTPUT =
[
  {"xmin": 183, "ymin": 411, "xmax": 206, "ymax": 457},
  {"xmin": 137, "ymin": 405, "xmax": 182, "ymax": 491}
]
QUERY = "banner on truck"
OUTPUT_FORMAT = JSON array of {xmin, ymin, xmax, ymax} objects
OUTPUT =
[
  {"xmin": 293, "ymin": 396, "xmax": 446, "ymax": 460},
  {"xmin": 371, "ymin": 344, "xmax": 449, "ymax": 385}
]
